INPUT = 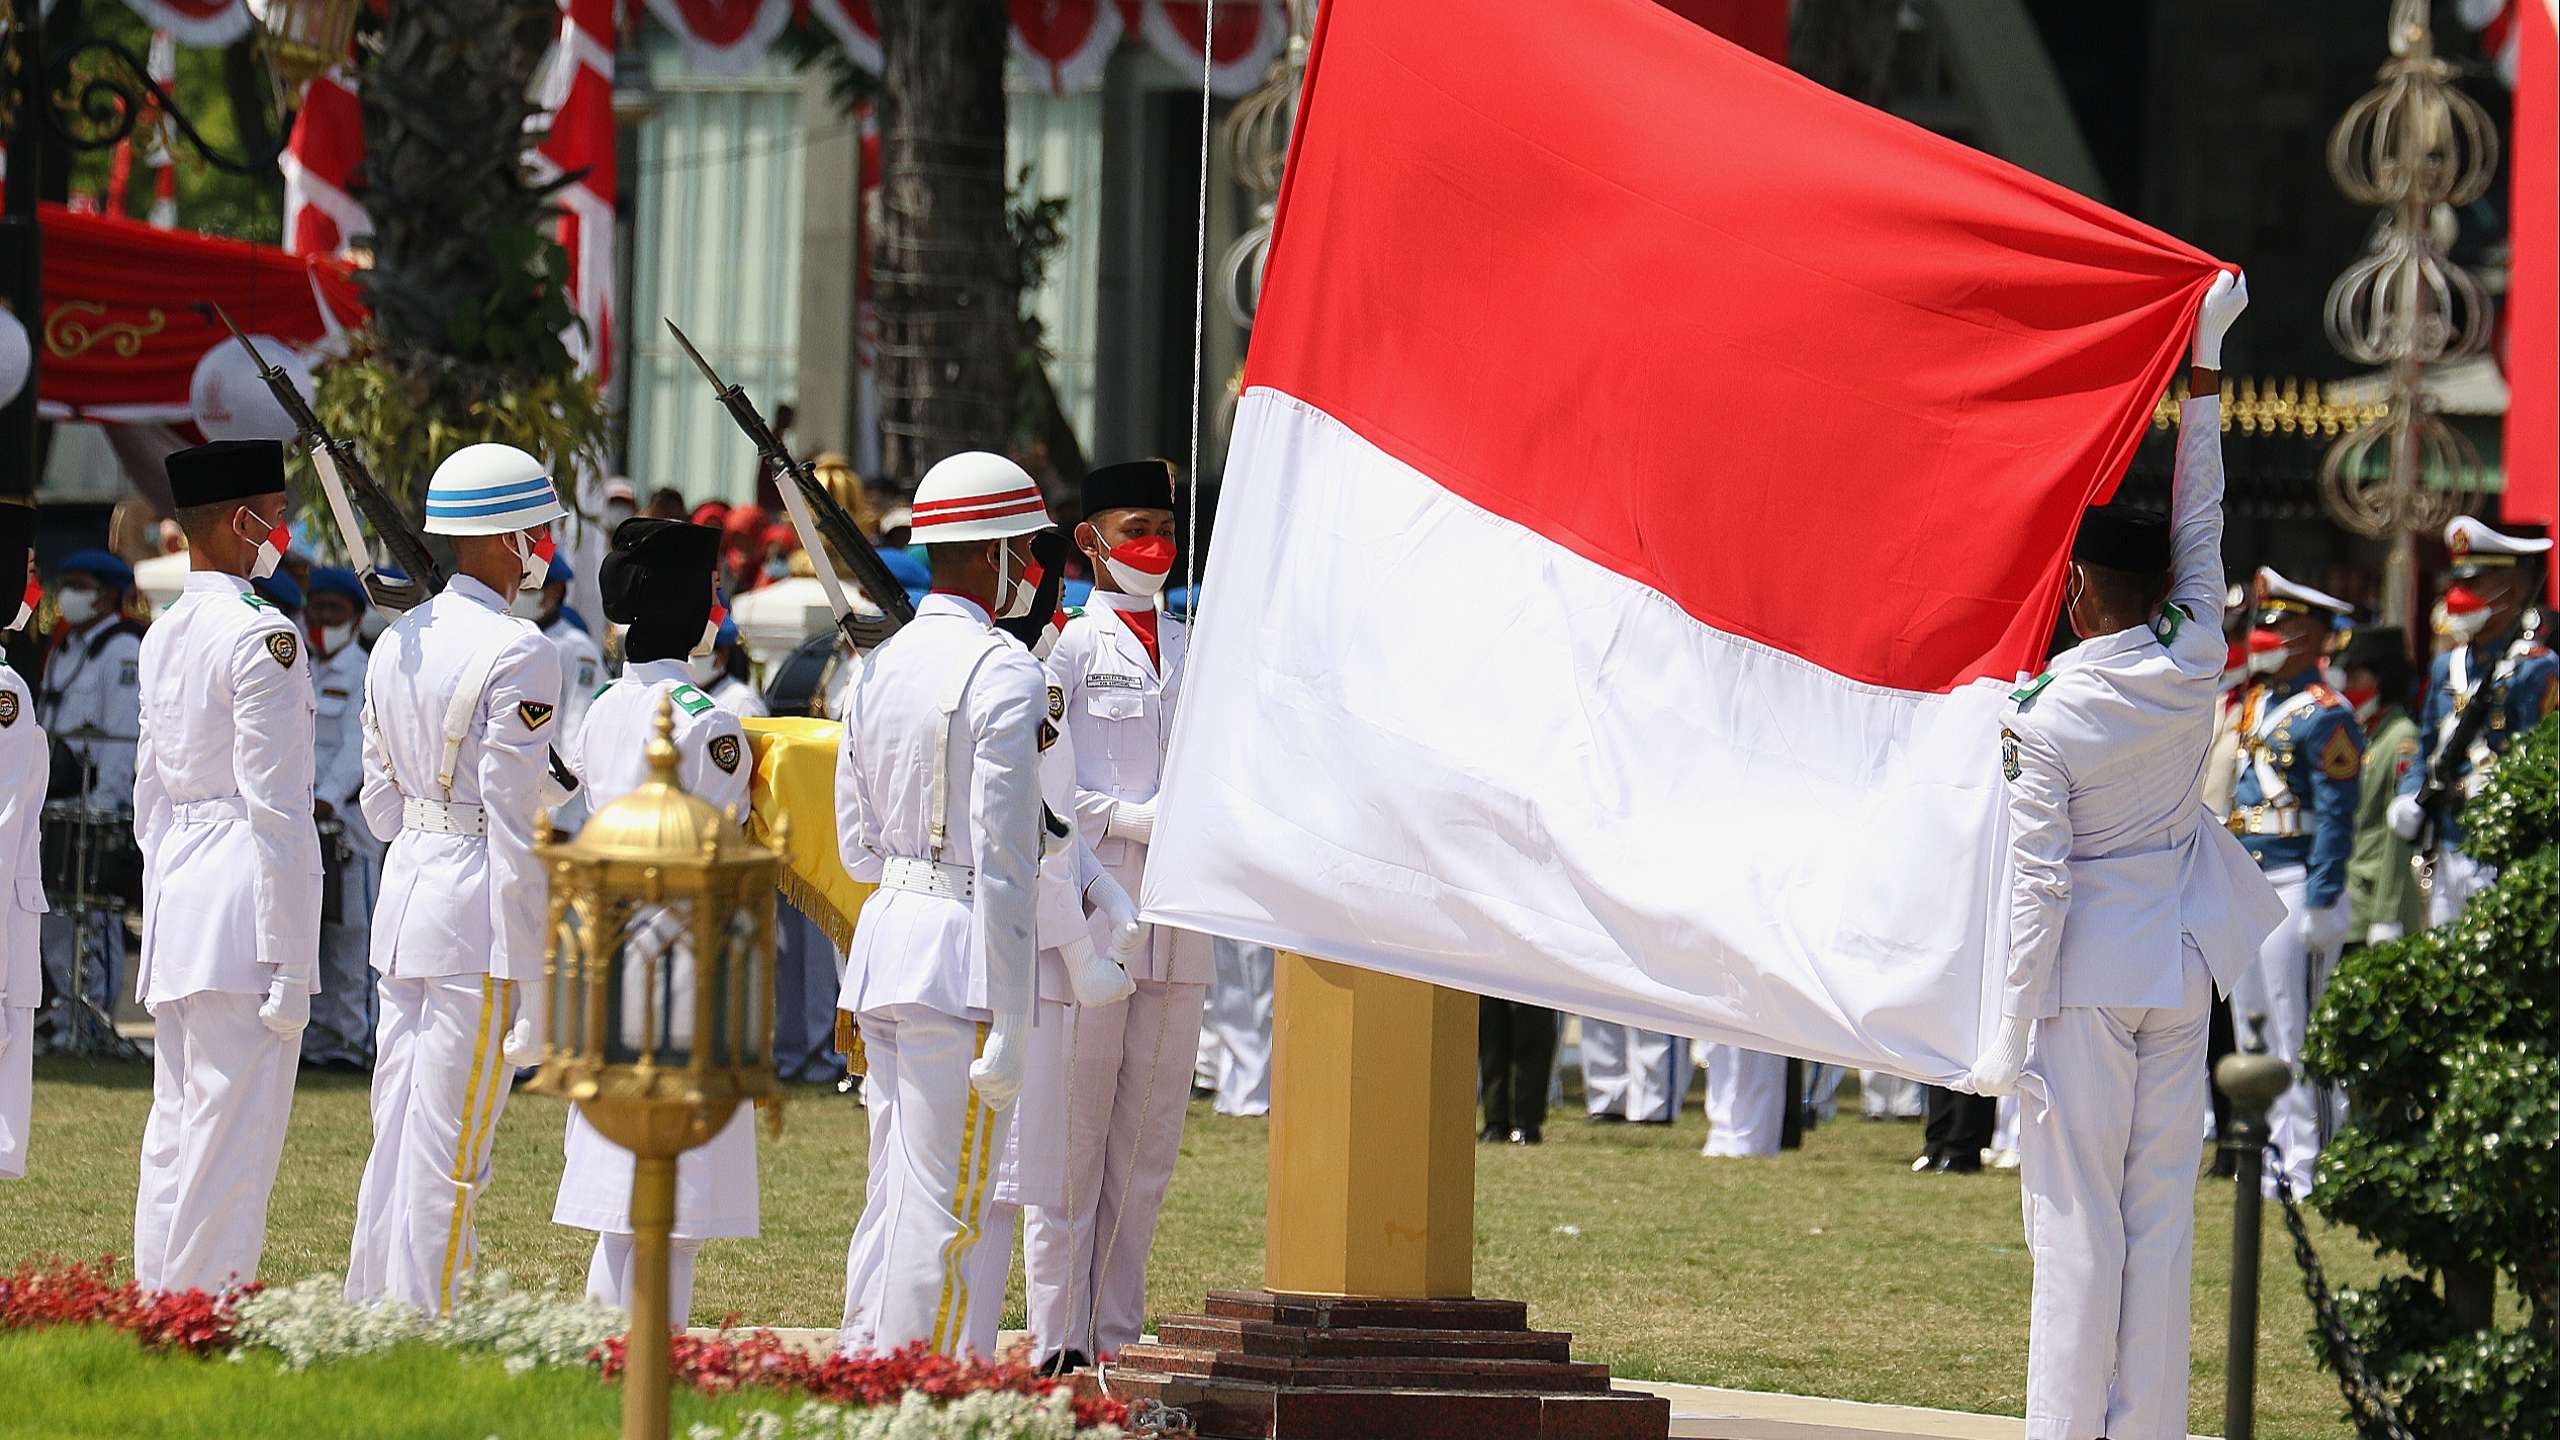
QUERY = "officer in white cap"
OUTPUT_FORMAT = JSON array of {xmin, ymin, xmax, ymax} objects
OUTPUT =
[
  {"xmin": 345, "ymin": 443, "xmax": 567, "ymax": 1313},
  {"xmin": 2389, "ymin": 516, "xmax": 2556, "ymax": 921},
  {"xmin": 2225, "ymin": 565, "xmax": 2363, "ymax": 1198},
  {"xmin": 550, "ymin": 518, "xmax": 758, "ymax": 1326},
  {"xmin": 2, "ymin": 503, "xmax": 48, "ymax": 1180},
  {"xmin": 834, "ymin": 451, "xmax": 1052, "ymax": 1357},
  {"xmin": 129, "ymin": 440, "xmax": 323, "ymax": 1291},
  {"xmin": 1973, "ymin": 272, "xmax": 2286, "ymax": 1440}
]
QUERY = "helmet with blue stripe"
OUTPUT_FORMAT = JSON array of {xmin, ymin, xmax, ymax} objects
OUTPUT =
[{"xmin": 423, "ymin": 443, "xmax": 566, "ymax": 537}]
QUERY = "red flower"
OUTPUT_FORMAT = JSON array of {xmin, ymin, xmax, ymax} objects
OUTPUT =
[
  {"xmin": 0, "ymin": 1256, "xmax": 247, "ymax": 1356},
  {"xmin": 591, "ymin": 1329, "xmax": 1125, "ymax": 1428}
]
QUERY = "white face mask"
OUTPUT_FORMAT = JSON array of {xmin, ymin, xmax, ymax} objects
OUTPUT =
[
  {"xmin": 2441, "ymin": 606, "xmax": 2491, "ymax": 644},
  {"xmin": 505, "ymin": 531, "xmax": 552, "ymax": 592},
  {"xmin": 2247, "ymin": 645, "xmax": 2289, "ymax": 677},
  {"xmin": 56, "ymin": 588, "xmax": 101, "ymax": 626},
  {"xmin": 993, "ymin": 541, "xmax": 1038, "ymax": 620},
  {"xmin": 316, "ymin": 622, "xmax": 357, "ymax": 656},
  {"xmin": 236, "ymin": 507, "xmax": 288, "ymax": 582},
  {"xmin": 1099, "ymin": 535, "xmax": 1176, "ymax": 598}
]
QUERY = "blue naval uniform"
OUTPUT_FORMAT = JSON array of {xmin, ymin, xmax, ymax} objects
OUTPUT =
[
  {"xmin": 2229, "ymin": 673, "xmax": 2363, "ymax": 908},
  {"xmin": 2397, "ymin": 629, "xmax": 2560, "ymax": 851}
]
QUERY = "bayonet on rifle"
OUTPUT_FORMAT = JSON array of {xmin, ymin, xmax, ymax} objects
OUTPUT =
[
  {"xmin": 667, "ymin": 319, "xmax": 911, "ymax": 647},
  {"xmin": 211, "ymin": 306, "xmax": 441, "ymax": 612}
]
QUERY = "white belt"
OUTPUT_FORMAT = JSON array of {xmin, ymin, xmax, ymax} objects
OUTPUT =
[
  {"xmin": 173, "ymin": 796, "xmax": 248, "ymax": 825},
  {"xmin": 402, "ymin": 796, "xmax": 488, "ymax": 837},
  {"xmin": 881, "ymin": 855, "xmax": 974, "ymax": 901}
]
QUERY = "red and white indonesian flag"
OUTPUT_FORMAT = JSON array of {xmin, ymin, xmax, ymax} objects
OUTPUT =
[{"xmin": 1142, "ymin": 0, "xmax": 2226, "ymax": 1081}]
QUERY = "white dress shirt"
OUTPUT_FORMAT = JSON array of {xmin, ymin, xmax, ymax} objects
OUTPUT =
[
  {"xmin": 131, "ymin": 572, "xmax": 321, "ymax": 1006},
  {"xmin": 39, "ymin": 611, "xmax": 142, "ymax": 808}
]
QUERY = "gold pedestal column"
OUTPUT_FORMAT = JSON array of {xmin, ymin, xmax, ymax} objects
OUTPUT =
[{"xmin": 1263, "ymin": 953, "xmax": 1476, "ymax": 1298}]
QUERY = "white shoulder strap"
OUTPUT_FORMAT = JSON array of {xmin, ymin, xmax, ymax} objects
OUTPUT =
[
  {"xmin": 438, "ymin": 644, "xmax": 510, "ymax": 798},
  {"xmin": 927, "ymin": 630, "xmax": 1010, "ymax": 862}
]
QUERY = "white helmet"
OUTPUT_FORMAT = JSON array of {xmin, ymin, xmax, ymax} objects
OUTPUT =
[
  {"xmin": 423, "ymin": 443, "xmax": 566, "ymax": 537},
  {"xmin": 906, "ymin": 452, "xmax": 1053, "ymax": 545}
]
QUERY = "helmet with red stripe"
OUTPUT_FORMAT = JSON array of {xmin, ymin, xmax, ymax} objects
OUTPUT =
[{"xmin": 908, "ymin": 452, "xmax": 1054, "ymax": 544}]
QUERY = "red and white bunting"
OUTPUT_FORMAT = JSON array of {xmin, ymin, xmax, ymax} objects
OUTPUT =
[
  {"xmin": 1127, "ymin": 0, "xmax": 1288, "ymax": 98},
  {"xmin": 121, "ymin": 0, "xmax": 252, "ymax": 47},
  {"xmin": 1012, "ymin": 0, "xmax": 1122, "ymax": 97},
  {"xmin": 805, "ymin": 0, "xmax": 883, "ymax": 74},
  {"xmin": 641, "ymin": 0, "xmax": 793, "ymax": 74},
  {"xmin": 536, "ymin": 0, "xmax": 620, "ymax": 381},
  {"xmin": 280, "ymin": 66, "xmax": 367, "ymax": 258}
]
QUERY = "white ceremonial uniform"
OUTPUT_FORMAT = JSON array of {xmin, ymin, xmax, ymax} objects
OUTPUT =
[
  {"xmin": 345, "ymin": 575, "xmax": 562, "ymax": 1312},
  {"xmin": 1998, "ymin": 394, "xmax": 2286, "ymax": 1440},
  {"xmin": 1201, "ymin": 939, "xmax": 1273, "ymax": 1117},
  {"xmin": 1, "ymin": 659, "xmax": 46, "ymax": 1179},
  {"xmin": 709, "ymin": 673, "xmax": 769, "ymax": 719},
  {"xmin": 554, "ymin": 663, "xmax": 759, "ymax": 1326},
  {"xmin": 1025, "ymin": 591, "xmax": 1211, "ymax": 1360},
  {"xmin": 958, "ymin": 698, "xmax": 1132, "ymax": 1358},
  {"xmin": 1701, "ymin": 1044, "xmax": 1785, "ymax": 1155},
  {"xmin": 542, "ymin": 615, "xmax": 605, "ymax": 834},
  {"xmin": 36, "ymin": 612, "xmax": 142, "ymax": 1037},
  {"xmin": 1584, "ymin": 1021, "xmax": 1692, "ymax": 1124},
  {"xmin": 1859, "ymin": 1069, "xmax": 1926, "ymax": 1120},
  {"xmin": 834, "ymin": 592, "xmax": 1043, "ymax": 1358},
  {"xmin": 307, "ymin": 635, "xmax": 380, "ymax": 1066},
  {"xmin": 130, "ymin": 574, "xmax": 321, "ymax": 1291}
]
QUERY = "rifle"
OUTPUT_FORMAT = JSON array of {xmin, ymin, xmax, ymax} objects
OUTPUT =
[
  {"xmin": 210, "ymin": 307, "xmax": 442, "ymax": 611},
  {"xmin": 2411, "ymin": 653, "xmax": 2502, "ymax": 867},
  {"xmin": 666, "ymin": 320, "xmax": 911, "ymax": 650}
]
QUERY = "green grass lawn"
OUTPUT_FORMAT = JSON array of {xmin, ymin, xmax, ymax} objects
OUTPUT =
[{"xmin": 5, "ymin": 1057, "xmax": 2374, "ymax": 1438}]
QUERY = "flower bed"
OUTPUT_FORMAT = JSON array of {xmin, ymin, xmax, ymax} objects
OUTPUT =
[{"xmin": 0, "ymin": 1257, "xmax": 1128, "ymax": 1438}]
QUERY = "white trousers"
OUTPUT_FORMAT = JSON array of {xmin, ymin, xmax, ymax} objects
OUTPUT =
[
  {"xmin": 1861, "ymin": 1069, "xmax": 1926, "ymax": 1119},
  {"xmin": 960, "ymin": 1200, "xmax": 1025, "ymax": 1360},
  {"xmin": 1023, "ymin": 977, "xmax": 1206, "ymax": 1360},
  {"xmin": 133, "ymin": 991, "xmax": 300, "ymax": 1293},
  {"xmin": 1701, "ymin": 1044, "xmax": 1785, "ymax": 1157},
  {"xmin": 585, "ymin": 1232, "xmax": 705, "ymax": 1330},
  {"xmin": 305, "ymin": 844, "xmax": 379, "ymax": 1067},
  {"xmin": 38, "ymin": 912, "xmax": 122, "ymax": 1039},
  {"xmin": 0, "ymin": 1008, "xmax": 29, "ymax": 1179},
  {"xmin": 2227, "ymin": 869, "xmax": 2324, "ymax": 1197},
  {"xmin": 1203, "ymin": 940, "xmax": 1273, "ymax": 1117},
  {"xmin": 838, "ymin": 1005, "xmax": 1004, "ymax": 1358},
  {"xmin": 2427, "ymin": 848, "xmax": 2493, "ymax": 927},
  {"xmin": 1583, "ymin": 1022, "xmax": 1693, "ymax": 1122},
  {"xmin": 2020, "ymin": 946, "xmax": 2212, "ymax": 1440},
  {"xmin": 346, "ymin": 974, "xmax": 516, "ymax": 1313}
]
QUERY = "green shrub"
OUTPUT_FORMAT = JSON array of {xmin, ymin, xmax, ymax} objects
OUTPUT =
[{"xmin": 2303, "ymin": 717, "xmax": 2557, "ymax": 1438}]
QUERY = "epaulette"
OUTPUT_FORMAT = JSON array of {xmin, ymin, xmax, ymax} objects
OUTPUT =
[
  {"xmin": 593, "ymin": 682, "xmax": 613, "ymax": 702},
  {"xmin": 240, "ymin": 593, "xmax": 275, "ymax": 611},
  {"xmin": 2306, "ymin": 683, "xmax": 2348, "ymax": 709},
  {"xmin": 2010, "ymin": 671, "xmax": 2056, "ymax": 709},
  {"xmin": 669, "ymin": 683, "xmax": 716, "ymax": 716},
  {"xmin": 1060, "ymin": 606, "xmax": 1085, "ymax": 621}
]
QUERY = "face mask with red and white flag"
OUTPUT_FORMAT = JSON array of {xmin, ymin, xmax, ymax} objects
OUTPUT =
[{"xmin": 1101, "ymin": 535, "xmax": 1175, "ymax": 597}]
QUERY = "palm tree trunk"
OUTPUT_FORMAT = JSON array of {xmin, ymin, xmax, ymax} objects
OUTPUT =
[{"xmin": 875, "ymin": 0, "xmax": 1016, "ymax": 485}]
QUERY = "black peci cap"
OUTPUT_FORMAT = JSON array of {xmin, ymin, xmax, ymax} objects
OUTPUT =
[
  {"xmin": 166, "ymin": 440, "xmax": 287, "ymax": 510},
  {"xmin": 1080, "ymin": 458, "xmax": 1176, "ymax": 522},
  {"xmin": 2071, "ymin": 504, "xmax": 2171, "ymax": 573}
]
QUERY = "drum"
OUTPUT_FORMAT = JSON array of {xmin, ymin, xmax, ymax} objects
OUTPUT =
[{"xmin": 39, "ymin": 801, "xmax": 143, "ymax": 913}]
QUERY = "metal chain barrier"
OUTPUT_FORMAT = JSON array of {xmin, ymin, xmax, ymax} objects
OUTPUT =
[{"xmin": 2266, "ymin": 1149, "xmax": 2420, "ymax": 1440}]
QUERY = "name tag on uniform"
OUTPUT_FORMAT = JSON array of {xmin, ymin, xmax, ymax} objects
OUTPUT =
[{"xmin": 1086, "ymin": 671, "xmax": 1142, "ymax": 692}]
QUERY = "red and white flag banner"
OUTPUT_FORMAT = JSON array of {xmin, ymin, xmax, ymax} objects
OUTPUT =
[
  {"xmin": 642, "ymin": 0, "xmax": 792, "ymax": 74},
  {"xmin": 281, "ymin": 67, "xmax": 367, "ymax": 258},
  {"xmin": 1126, "ymin": 0, "xmax": 1287, "ymax": 97},
  {"xmin": 1012, "ymin": 0, "xmax": 1123, "ymax": 97},
  {"xmin": 537, "ymin": 0, "xmax": 619, "ymax": 382},
  {"xmin": 1142, "ymin": 0, "xmax": 2224, "ymax": 1079},
  {"xmin": 806, "ymin": 0, "xmax": 883, "ymax": 74},
  {"xmin": 121, "ymin": 0, "xmax": 251, "ymax": 48}
]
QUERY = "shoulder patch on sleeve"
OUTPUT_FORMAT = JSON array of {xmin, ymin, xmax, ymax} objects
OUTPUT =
[
  {"xmin": 265, "ymin": 632, "xmax": 299, "ymax": 669},
  {"xmin": 2000, "ymin": 728, "xmax": 2022, "ymax": 782},
  {"xmin": 518, "ymin": 700, "xmax": 557, "ymax": 730},
  {"xmin": 1039, "ymin": 717, "xmax": 1060, "ymax": 752},
  {"xmin": 0, "ymin": 689, "xmax": 17, "ymax": 728},
  {"xmin": 707, "ymin": 732, "xmax": 742, "ymax": 774},
  {"xmin": 2318, "ymin": 723, "xmax": 2362, "ymax": 781},
  {"xmin": 1047, "ymin": 684, "xmax": 1065, "ymax": 720},
  {"xmin": 670, "ymin": 684, "xmax": 716, "ymax": 716}
]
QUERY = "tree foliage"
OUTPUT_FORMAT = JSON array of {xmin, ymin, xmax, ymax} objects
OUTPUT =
[{"xmin": 2304, "ymin": 717, "xmax": 2558, "ymax": 1437}]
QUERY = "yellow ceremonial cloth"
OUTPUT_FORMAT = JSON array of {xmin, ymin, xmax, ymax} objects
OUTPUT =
[{"xmin": 743, "ymin": 717, "xmax": 873, "ymax": 1074}]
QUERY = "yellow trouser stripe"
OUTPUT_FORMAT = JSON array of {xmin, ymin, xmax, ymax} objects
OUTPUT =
[
  {"xmin": 457, "ymin": 979, "xmax": 513, "ymax": 1275},
  {"xmin": 928, "ymin": 1025, "xmax": 1001, "ymax": 1354},
  {"xmin": 438, "ymin": 978, "xmax": 505, "ymax": 1310}
]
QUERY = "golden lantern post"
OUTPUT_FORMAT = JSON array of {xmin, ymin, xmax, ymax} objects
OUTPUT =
[{"xmin": 527, "ymin": 699, "xmax": 782, "ymax": 1440}]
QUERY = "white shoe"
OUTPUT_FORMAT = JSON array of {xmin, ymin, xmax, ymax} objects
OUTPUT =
[{"xmin": 1992, "ymin": 1148, "xmax": 2021, "ymax": 1171}]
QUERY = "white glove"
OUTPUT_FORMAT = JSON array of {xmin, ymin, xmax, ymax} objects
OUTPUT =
[
  {"xmin": 502, "ymin": 983, "xmax": 547, "ymax": 1069},
  {"xmin": 2386, "ymin": 793, "xmax": 2425, "ymax": 841},
  {"xmin": 2193, "ymin": 269, "xmax": 2247, "ymax": 369},
  {"xmin": 1104, "ymin": 798, "xmax": 1156, "ymax": 846},
  {"xmin": 2304, "ymin": 900, "xmax": 2352, "ymax": 953},
  {"xmin": 1063, "ymin": 873, "xmax": 1140, "ymax": 1007},
  {"xmin": 970, "ymin": 1010, "xmax": 1030, "ymax": 1111},
  {"xmin": 1060, "ymin": 935, "xmax": 1137, "ymax": 1008},
  {"xmin": 1966, "ymin": 1018, "xmax": 2034, "ymax": 1098},
  {"xmin": 258, "ymin": 973, "xmax": 310, "ymax": 1037},
  {"xmin": 2366, "ymin": 922, "xmax": 2405, "ymax": 947}
]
